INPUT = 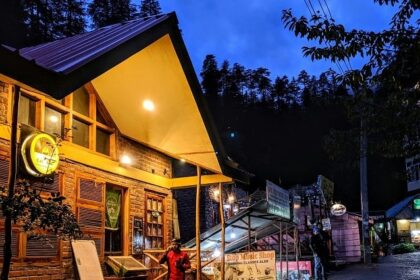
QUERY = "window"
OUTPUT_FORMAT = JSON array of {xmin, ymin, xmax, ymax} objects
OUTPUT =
[
  {"xmin": 73, "ymin": 87, "xmax": 90, "ymax": 116},
  {"xmin": 44, "ymin": 106, "xmax": 64, "ymax": 137},
  {"xmin": 145, "ymin": 194, "xmax": 164, "ymax": 249},
  {"xmin": 72, "ymin": 118, "xmax": 89, "ymax": 148},
  {"xmin": 17, "ymin": 85, "xmax": 115, "ymax": 157},
  {"xmin": 18, "ymin": 95, "xmax": 36, "ymax": 126},
  {"xmin": 96, "ymin": 128, "xmax": 110, "ymax": 155}
]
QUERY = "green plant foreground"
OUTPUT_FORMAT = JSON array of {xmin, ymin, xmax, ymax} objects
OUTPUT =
[{"xmin": 392, "ymin": 243, "xmax": 417, "ymax": 254}]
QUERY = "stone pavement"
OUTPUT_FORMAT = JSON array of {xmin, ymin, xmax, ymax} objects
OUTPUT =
[{"xmin": 329, "ymin": 251, "xmax": 420, "ymax": 280}]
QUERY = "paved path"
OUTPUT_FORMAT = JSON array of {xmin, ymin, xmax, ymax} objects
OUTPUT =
[{"xmin": 329, "ymin": 251, "xmax": 420, "ymax": 280}]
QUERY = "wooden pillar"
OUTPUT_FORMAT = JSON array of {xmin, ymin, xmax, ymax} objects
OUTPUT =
[
  {"xmin": 218, "ymin": 182, "xmax": 225, "ymax": 280},
  {"xmin": 196, "ymin": 166, "xmax": 201, "ymax": 280},
  {"xmin": 247, "ymin": 214, "xmax": 251, "ymax": 251},
  {"xmin": 279, "ymin": 221, "xmax": 282, "ymax": 279}
]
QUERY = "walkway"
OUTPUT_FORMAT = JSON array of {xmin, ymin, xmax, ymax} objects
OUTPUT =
[{"xmin": 329, "ymin": 251, "xmax": 420, "ymax": 280}]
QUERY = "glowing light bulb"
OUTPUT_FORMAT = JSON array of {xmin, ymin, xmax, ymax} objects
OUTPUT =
[
  {"xmin": 120, "ymin": 155, "xmax": 132, "ymax": 165},
  {"xmin": 49, "ymin": 115, "xmax": 58, "ymax": 123},
  {"xmin": 143, "ymin": 100, "xmax": 155, "ymax": 111},
  {"xmin": 230, "ymin": 232, "xmax": 236, "ymax": 239}
]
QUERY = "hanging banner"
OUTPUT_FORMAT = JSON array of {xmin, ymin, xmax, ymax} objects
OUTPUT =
[
  {"xmin": 204, "ymin": 251, "xmax": 276, "ymax": 280},
  {"xmin": 106, "ymin": 189, "xmax": 121, "ymax": 229},
  {"xmin": 266, "ymin": 180, "xmax": 290, "ymax": 219}
]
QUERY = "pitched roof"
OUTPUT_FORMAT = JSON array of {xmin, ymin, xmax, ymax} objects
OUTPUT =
[
  {"xmin": 0, "ymin": 12, "xmax": 251, "ymax": 184},
  {"xmin": 386, "ymin": 194, "xmax": 420, "ymax": 218},
  {"xmin": 17, "ymin": 14, "xmax": 172, "ymax": 74}
]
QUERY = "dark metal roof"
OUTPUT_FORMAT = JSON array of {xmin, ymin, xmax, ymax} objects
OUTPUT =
[
  {"xmin": 386, "ymin": 194, "xmax": 420, "ymax": 218},
  {"xmin": 17, "ymin": 13, "xmax": 172, "ymax": 74}
]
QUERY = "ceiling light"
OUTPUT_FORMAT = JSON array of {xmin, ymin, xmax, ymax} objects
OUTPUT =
[
  {"xmin": 230, "ymin": 232, "xmax": 236, "ymax": 239},
  {"xmin": 120, "ymin": 155, "xmax": 132, "ymax": 165},
  {"xmin": 180, "ymin": 158, "xmax": 186, "ymax": 163},
  {"xmin": 143, "ymin": 99, "xmax": 155, "ymax": 111}
]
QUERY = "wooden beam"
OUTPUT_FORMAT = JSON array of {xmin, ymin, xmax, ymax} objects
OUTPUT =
[
  {"xmin": 218, "ymin": 182, "xmax": 225, "ymax": 280},
  {"xmin": 170, "ymin": 174, "xmax": 232, "ymax": 189},
  {"xmin": 196, "ymin": 166, "xmax": 201, "ymax": 280}
]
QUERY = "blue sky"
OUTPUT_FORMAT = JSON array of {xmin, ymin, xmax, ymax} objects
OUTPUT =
[{"xmin": 159, "ymin": 0, "xmax": 397, "ymax": 79}]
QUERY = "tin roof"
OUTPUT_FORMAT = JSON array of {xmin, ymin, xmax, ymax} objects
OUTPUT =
[
  {"xmin": 17, "ymin": 14, "xmax": 172, "ymax": 74},
  {"xmin": 386, "ymin": 194, "xmax": 420, "ymax": 218}
]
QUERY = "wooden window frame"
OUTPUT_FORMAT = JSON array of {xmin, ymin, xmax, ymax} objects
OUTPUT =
[
  {"xmin": 18, "ymin": 86, "xmax": 116, "ymax": 159},
  {"xmin": 144, "ymin": 193, "xmax": 166, "ymax": 250}
]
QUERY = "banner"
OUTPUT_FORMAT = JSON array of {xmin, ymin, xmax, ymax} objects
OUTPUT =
[
  {"xmin": 317, "ymin": 175, "xmax": 334, "ymax": 203},
  {"xmin": 266, "ymin": 180, "xmax": 290, "ymax": 219},
  {"xmin": 276, "ymin": 261, "xmax": 312, "ymax": 280},
  {"xmin": 106, "ymin": 189, "xmax": 121, "ymax": 229},
  {"xmin": 204, "ymin": 251, "xmax": 276, "ymax": 280}
]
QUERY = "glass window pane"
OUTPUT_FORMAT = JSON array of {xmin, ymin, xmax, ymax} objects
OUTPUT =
[
  {"xmin": 96, "ymin": 128, "xmax": 110, "ymax": 155},
  {"xmin": 44, "ymin": 107, "xmax": 64, "ymax": 137},
  {"xmin": 96, "ymin": 104, "xmax": 107, "ymax": 124},
  {"xmin": 72, "ymin": 118, "xmax": 89, "ymax": 148},
  {"xmin": 18, "ymin": 95, "xmax": 36, "ymax": 126},
  {"xmin": 73, "ymin": 87, "xmax": 90, "ymax": 116}
]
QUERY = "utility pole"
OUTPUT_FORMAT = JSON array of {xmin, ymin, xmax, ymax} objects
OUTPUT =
[{"xmin": 360, "ymin": 117, "xmax": 371, "ymax": 264}]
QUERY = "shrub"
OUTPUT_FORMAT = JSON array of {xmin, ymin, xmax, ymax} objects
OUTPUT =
[{"xmin": 392, "ymin": 243, "xmax": 416, "ymax": 254}]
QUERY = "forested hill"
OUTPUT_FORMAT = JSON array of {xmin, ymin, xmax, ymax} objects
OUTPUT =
[{"xmin": 200, "ymin": 55, "xmax": 407, "ymax": 211}]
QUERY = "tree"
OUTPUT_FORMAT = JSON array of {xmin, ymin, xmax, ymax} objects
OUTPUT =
[
  {"xmin": 282, "ymin": 0, "xmax": 419, "ymax": 264},
  {"xmin": 200, "ymin": 54, "xmax": 220, "ymax": 99},
  {"xmin": 88, "ymin": 0, "xmax": 135, "ymax": 28},
  {"xmin": 0, "ymin": 0, "xmax": 26, "ymax": 48},
  {"xmin": 57, "ymin": 0, "xmax": 86, "ymax": 38},
  {"xmin": 139, "ymin": 0, "xmax": 162, "ymax": 17}
]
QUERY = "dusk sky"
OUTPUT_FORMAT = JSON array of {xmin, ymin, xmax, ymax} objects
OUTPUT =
[{"xmin": 159, "ymin": 0, "xmax": 397, "ymax": 79}]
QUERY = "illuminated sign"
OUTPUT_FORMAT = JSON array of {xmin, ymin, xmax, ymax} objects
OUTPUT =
[
  {"xmin": 330, "ymin": 203, "xmax": 347, "ymax": 216},
  {"xmin": 21, "ymin": 133, "xmax": 59, "ymax": 177},
  {"xmin": 413, "ymin": 199, "xmax": 420, "ymax": 210},
  {"xmin": 266, "ymin": 180, "xmax": 291, "ymax": 219}
]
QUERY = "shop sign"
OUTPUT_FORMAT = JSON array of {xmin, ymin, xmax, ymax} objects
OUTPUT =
[
  {"xmin": 317, "ymin": 175, "xmax": 334, "ymax": 203},
  {"xmin": 413, "ymin": 199, "xmax": 420, "ymax": 210},
  {"xmin": 276, "ymin": 261, "xmax": 312, "ymax": 280},
  {"xmin": 321, "ymin": 218, "xmax": 331, "ymax": 230},
  {"xmin": 330, "ymin": 203, "xmax": 346, "ymax": 216},
  {"xmin": 266, "ymin": 180, "xmax": 290, "ymax": 219},
  {"xmin": 21, "ymin": 133, "xmax": 59, "ymax": 177},
  {"xmin": 204, "ymin": 251, "xmax": 276, "ymax": 280}
]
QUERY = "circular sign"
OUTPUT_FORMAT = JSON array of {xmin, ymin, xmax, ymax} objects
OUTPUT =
[
  {"xmin": 21, "ymin": 133, "xmax": 59, "ymax": 177},
  {"xmin": 330, "ymin": 203, "xmax": 347, "ymax": 216}
]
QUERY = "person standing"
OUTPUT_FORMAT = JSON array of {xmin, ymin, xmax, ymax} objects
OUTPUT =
[
  {"xmin": 310, "ymin": 226, "xmax": 327, "ymax": 280},
  {"xmin": 159, "ymin": 239, "xmax": 191, "ymax": 280}
]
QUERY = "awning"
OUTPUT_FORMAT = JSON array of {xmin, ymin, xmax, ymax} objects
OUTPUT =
[{"xmin": 184, "ymin": 200, "xmax": 292, "ymax": 253}]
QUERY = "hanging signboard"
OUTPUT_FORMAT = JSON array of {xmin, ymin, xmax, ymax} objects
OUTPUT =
[
  {"xmin": 204, "ymin": 251, "xmax": 276, "ymax": 280},
  {"xmin": 266, "ymin": 180, "xmax": 290, "ymax": 219},
  {"xmin": 413, "ymin": 198, "xmax": 420, "ymax": 210},
  {"xmin": 21, "ymin": 133, "xmax": 59, "ymax": 177},
  {"xmin": 106, "ymin": 189, "xmax": 121, "ymax": 229},
  {"xmin": 321, "ymin": 218, "xmax": 331, "ymax": 231},
  {"xmin": 276, "ymin": 261, "xmax": 312, "ymax": 280},
  {"xmin": 330, "ymin": 203, "xmax": 347, "ymax": 216}
]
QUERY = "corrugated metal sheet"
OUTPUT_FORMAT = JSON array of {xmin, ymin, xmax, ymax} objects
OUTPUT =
[
  {"xmin": 386, "ymin": 194, "xmax": 419, "ymax": 218},
  {"xmin": 18, "ymin": 14, "xmax": 172, "ymax": 74}
]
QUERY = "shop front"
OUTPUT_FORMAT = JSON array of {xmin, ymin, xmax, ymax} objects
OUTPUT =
[{"xmin": 0, "ymin": 12, "xmax": 248, "ymax": 280}]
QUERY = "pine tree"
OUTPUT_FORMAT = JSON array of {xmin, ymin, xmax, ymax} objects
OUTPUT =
[
  {"xmin": 89, "ymin": 0, "xmax": 134, "ymax": 28},
  {"xmin": 139, "ymin": 0, "xmax": 162, "ymax": 17},
  {"xmin": 200, "ymin": 55, "xmax": 220, "ymax": 99},
  {"xmin": 59, "ymin": 0, "xmax": 86, "ymax": 37}
]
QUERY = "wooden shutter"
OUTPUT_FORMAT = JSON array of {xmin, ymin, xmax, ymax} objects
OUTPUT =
[
  {"xmin": 79, "ymin": 207, "xmax": 103, "ymax": 228},
  {"xmin": 79, "ymin": 179, "xmax": 103, "ymax": 203},
  {"xmin": 0, "ymin": 230, "xmax": 18, "ymax": 258},
  {"xmin": 31, "ymin": 173, "xmax": 61, "ymax": 193},
  {"xmin": 76, "ymin": 177, "xmax": 105, "ymax": 258},
  {"xmin": 26, "ymin": 234, "xmax": 59, "ymax": 257},
  {"xmin": 0, "ymin": 158, "xmax": 9, "ymax": 187}
]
